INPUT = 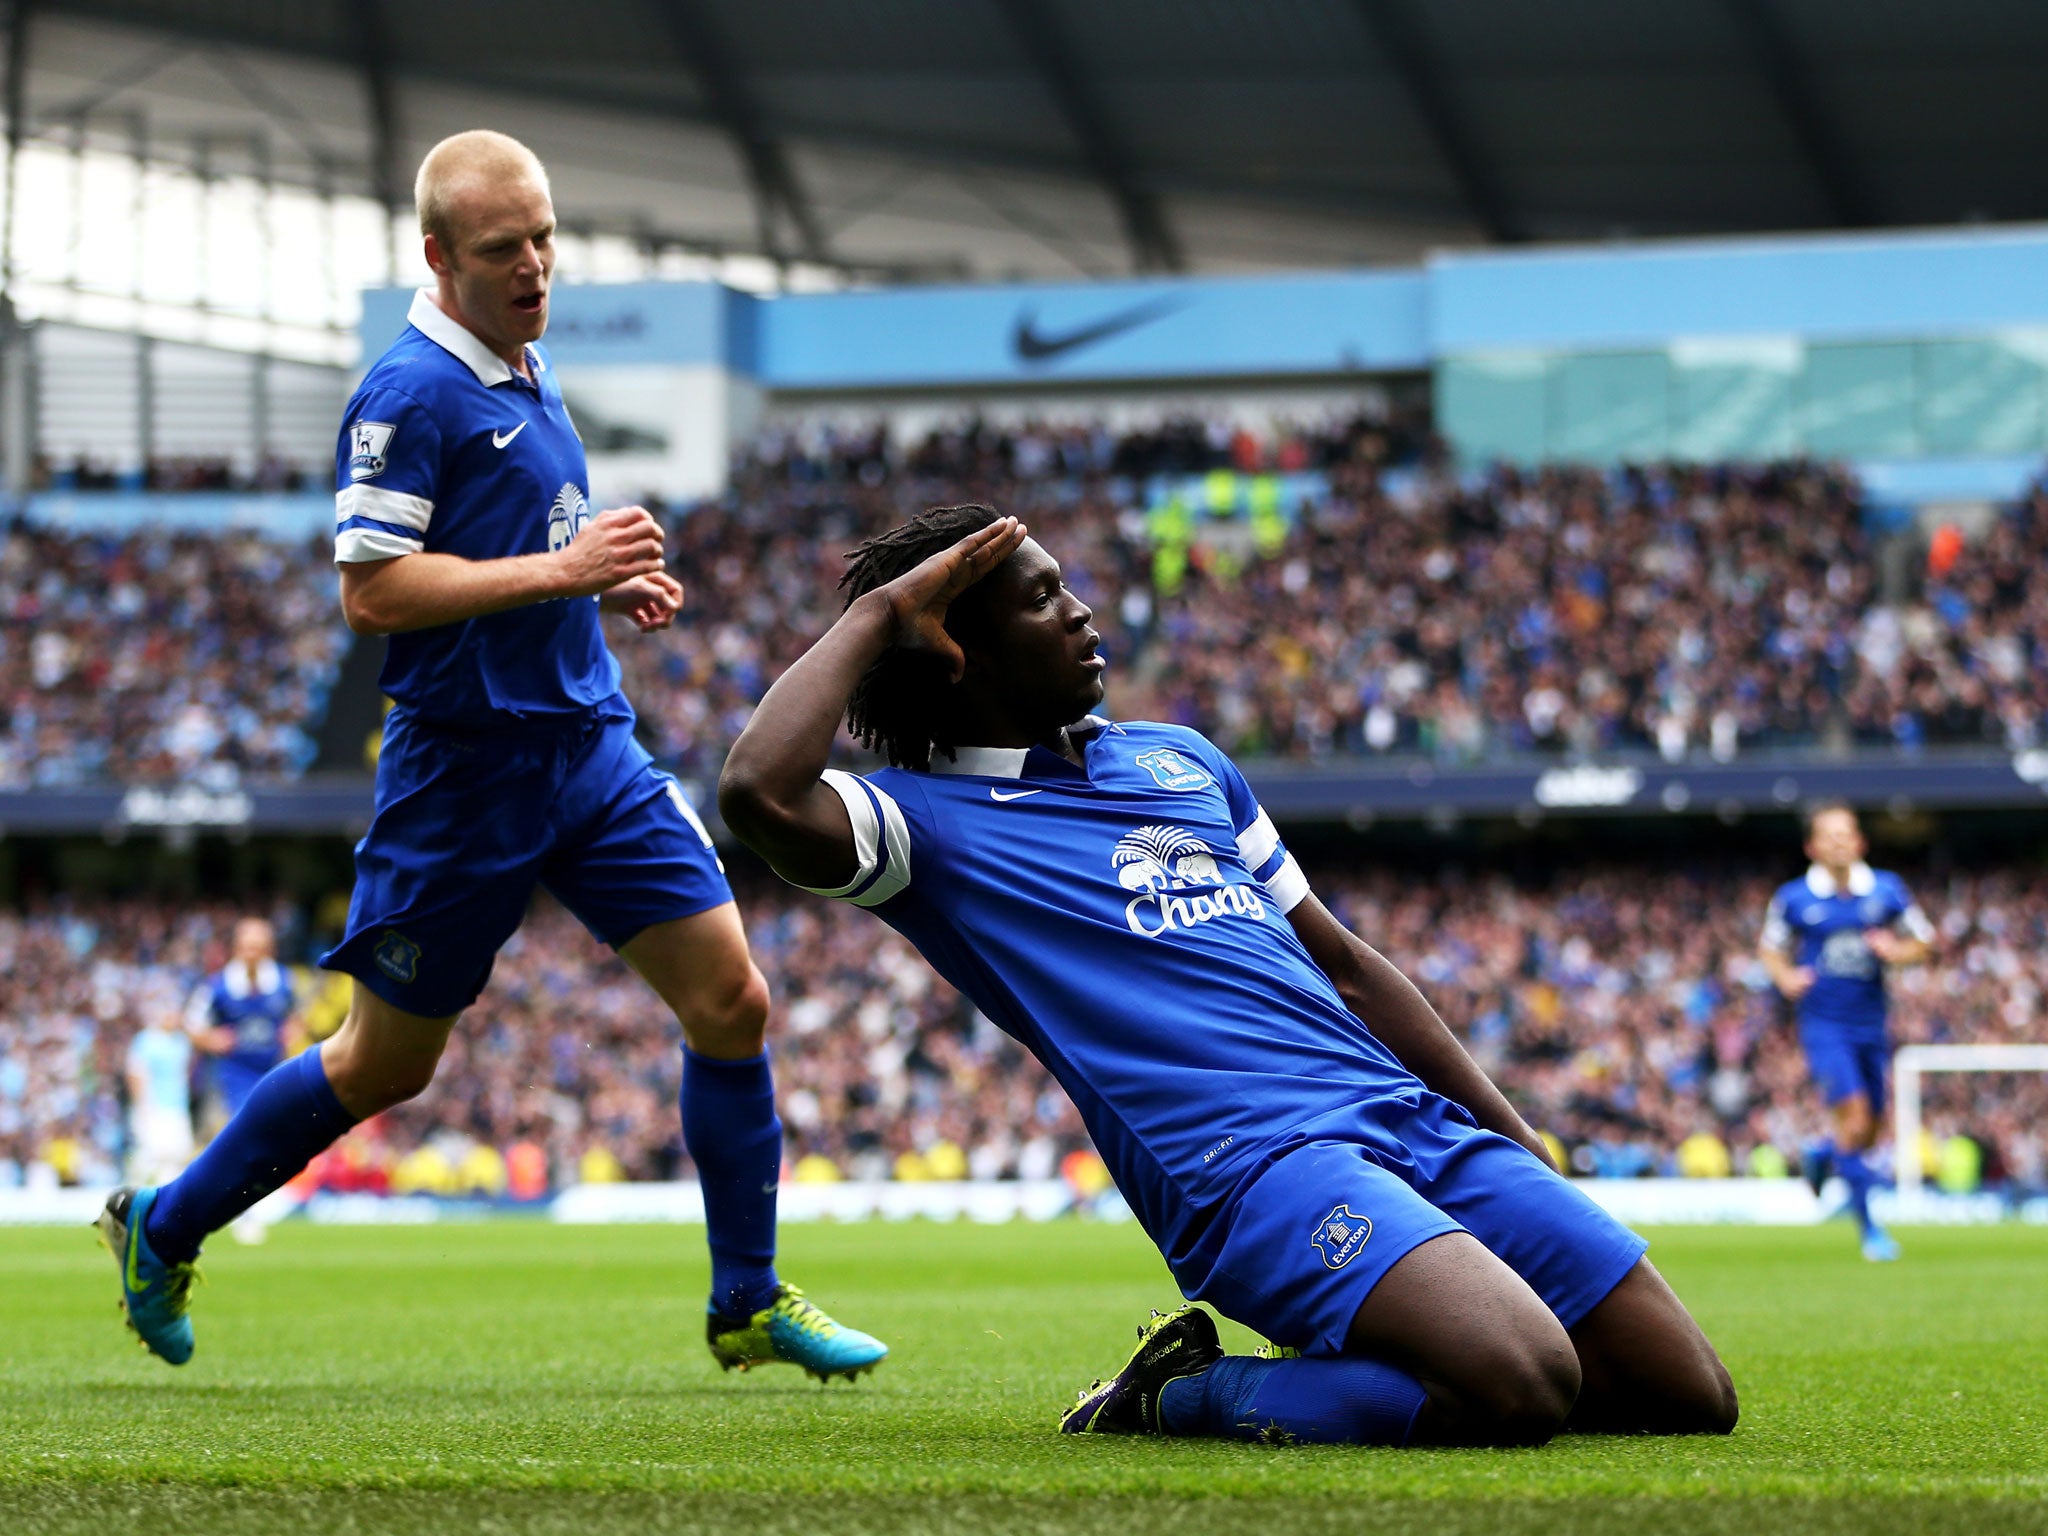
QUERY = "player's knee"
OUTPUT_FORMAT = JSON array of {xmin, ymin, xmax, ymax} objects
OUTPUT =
[
  {"xmin": 679, "ymin": 963, "xmax": 769, "ymax": 1057},
  {"xmin": 321, "ymin": 1034, "xmax": 440, "ymax": 1115},
  {"xmin": 1473, "ymin": 1335, "xmax": 1581, "ymax": 1446},
  {"xmin": 1685, "ymin": 1358, "xmax": 1740, "ymax": 1435},
  {"xmin": 329, "ymin": 1052, "xmax": 437, "ymax": 1114},
  {"xmin": 1432, "ymin": 1330, "xmax": 1579, "ymax": 1446}
]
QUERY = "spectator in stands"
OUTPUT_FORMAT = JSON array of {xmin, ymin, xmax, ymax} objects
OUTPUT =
[{"xmin": 0, "ymin": 524, "xmax": 345, "ymax": 786}]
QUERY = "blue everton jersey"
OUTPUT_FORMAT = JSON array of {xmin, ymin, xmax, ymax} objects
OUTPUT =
[
  {"xmin": 334, "ymin": 289, "xmax": 623, "ymax": 728},
  {"xmin": 802, "ymin": 718, "xmax": 1427, "ymax": 1268},
  {"xmin": 1761, "ymin": 863, "xmax": 1932, "ymax": 1035},
  {"xmin": 185, "ymin": 958, "xmax": 294, "ymax": 1077}
]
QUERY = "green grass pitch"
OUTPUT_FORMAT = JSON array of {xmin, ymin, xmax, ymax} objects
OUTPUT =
[{"xmin": 3, "ymin": 1219, "xmax": 2045, "ymax": 1535}]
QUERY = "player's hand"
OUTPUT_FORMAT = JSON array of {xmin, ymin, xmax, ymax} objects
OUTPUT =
[
  {"xmin": 872, "ymin": 517, "xmax": 1028, "ymax": 682},
  {"xmin": 1779, "ymin": 966, "xmax": 1816, "ymax": 1001},
  {"xmin": 1864, "ymin": 928, "xmax": 1908, "ymax": 964},
  {"xmin": 199, "ymin": 1026, "xmax": 235, "ymax": 1055},
  {"xmin": 553, "ymin": 506, "xmax": 666, "ymax": 599},
  {"xmin": 600, "ymin": 570, "xmax": 685, "ymax": 632}
]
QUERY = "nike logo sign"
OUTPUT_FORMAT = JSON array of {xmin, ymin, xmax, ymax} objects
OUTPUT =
[
  {"xmin": 990, "ymin": 787, "xmax": 1042, "ymax": 802},
  {"xmin": 492, "ymin": 422, "xmax": 526, "ymax": 449},
  {"xmin": 1011, "ymin": 296, "xmax": 1186, "ymax": 364}
]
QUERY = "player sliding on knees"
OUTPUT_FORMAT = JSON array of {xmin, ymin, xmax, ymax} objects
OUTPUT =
[
  {"xmin": 1758, "ymin": 802, "xmax": 1934, "ymax": 1263},
  {"xmin": 95, "ymin": 129, "xmax": 884, "ymax": 1385},
  {"xmin": 719, "ymin": 505, "xmax": 1737, "ymax": 1447}
]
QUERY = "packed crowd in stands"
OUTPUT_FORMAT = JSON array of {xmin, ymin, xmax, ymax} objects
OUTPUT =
[
  {"xmin": 623, "ymin": 420, "xmax": 2048, "ymax": 776},
  {"xmin": 35, "ymin": 454, "xmax": 321, "ymax": 494},
  {"xmin": 3, "ymin": 862, "xmax": 2043, "ymax": 1200},
  {"xmin": 9, "ymin": 411, "xmax": 2048, "ymax": 786},
  {"xmin": 0, "ymin": 522, "xmax": 345, "ymax": 787}
]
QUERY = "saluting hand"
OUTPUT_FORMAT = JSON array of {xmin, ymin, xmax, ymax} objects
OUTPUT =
[
  {"xmin": 554, "ymin": 505, "xmax": 666, "ymax": 599},
  {"xmin": 873, "ymin": 517, "xmax": 1028, "ymax": 682},
  {"xmin": 601, "ymin": 570, "xmax": 686, "ymax": 632}
]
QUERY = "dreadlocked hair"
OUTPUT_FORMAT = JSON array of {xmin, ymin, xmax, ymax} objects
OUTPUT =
[{"xmin": 839, "ymin": 502, "xmax": 1003, "ymax": 770}]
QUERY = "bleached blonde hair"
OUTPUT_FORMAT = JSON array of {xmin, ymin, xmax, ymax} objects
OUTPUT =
[{"xmin": 414, "ymin": 130, "xmax": 550, "ymax": 246}]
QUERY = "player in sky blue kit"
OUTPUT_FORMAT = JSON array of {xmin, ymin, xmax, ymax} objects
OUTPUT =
[
  {"xmin": 97, "ymin": 129, "xmax": 884, "ymax": 1383},
  {"xmin": 1759, "ymin": 802, "xmax": 1933, "ymax": 1262},
  {"xmin": 718, "ymin": 505, "xmax": 1737, "ymax": 1447}
]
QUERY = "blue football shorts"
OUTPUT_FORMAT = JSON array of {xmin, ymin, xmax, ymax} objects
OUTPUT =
[
  {"xmin": 1798, "ymin": 1022, "xmax": 1889, "ymax": 1112},
  {"xmin": 320, "ymin": 705, "xmax": 732, "ymax": 1018},
  {"xmin": 1185, "ymin": 1095, "xmax": 1649, "ymax": 1357}
]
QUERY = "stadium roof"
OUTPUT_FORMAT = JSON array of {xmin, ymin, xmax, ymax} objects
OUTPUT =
[{"xmin": 20, "ymin": 0, "xmax": 2048, "ymax": 281}]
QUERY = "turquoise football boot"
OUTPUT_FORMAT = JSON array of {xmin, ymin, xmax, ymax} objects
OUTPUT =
[
  {"xmin": 706, "ymin": 1284, "xmax": 888, "ymax": 1383},
  {"xmin": 95, "ymin": 1187, "xmax": 198, "ymax": 1365}
]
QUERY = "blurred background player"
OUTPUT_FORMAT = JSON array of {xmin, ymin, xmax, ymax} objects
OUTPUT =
[
  {"xmin": 185, "ymin": 917, "xmax": 296, "ymax": 1244},
  {"xmin": 96, "ymin": 127, "xmax": 885, "ymax": 1381},
  {"xmin": 124, "ymin": 1003, "xmax": 194, "ymax": 1188},
  {"xmin": 1759, "ymin": 803, "xmax": 1935, "ymax": 1261}
]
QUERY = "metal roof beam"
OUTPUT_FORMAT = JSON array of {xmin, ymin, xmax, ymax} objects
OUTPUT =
[
  {"xmin": 350, "ymin": 0, "xmax": 402, "ymax": 283},
  {"xmin": 1351, "ymin": 0, "xmax": 1521, "ymax": 243},
  {"xmin": 1722, "ymin": 0, "xmax": 1876, "ymax": 227},
  {"xmin": 655, "ymin": 0, "xmax": 827, "ymax": 266},
  {"xmin": 992, "ymin": 0, "xmax": 1180, "ymax": 273}
]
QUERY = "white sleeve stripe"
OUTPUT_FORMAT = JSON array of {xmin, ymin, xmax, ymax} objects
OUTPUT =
[
  {"xmin": 1900, "ymin": 905, "xmax": 1936, "ymax": 943},
  {"xmin": 796, "ymin": 770, "xmax": 882, "ymax": 898},
  {"xmin": 336, "ymin": 483, "xmax": 434, "ymax": 531},
  {"xmin": 1266, "ymin": 853, "xmax": 1310, "ymax": 914},
  {"xmin": 1236, "ymin": 808, "xmax": 1281, "ymax": 872},
  {"xmin": 851, "ymin": 778, "xmax": 913, "ymax": 908},
  {"xmin": 1760, "ymin": 896, "xmax": 1789, "ymax": 950},
  {"xmin": 334, "ymin": 525, "xmax": 423, "ymax": 563}
]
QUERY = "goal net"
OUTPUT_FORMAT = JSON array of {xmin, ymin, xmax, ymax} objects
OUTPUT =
[{"xmin": 1892, "ymin": 1043, "xmax": 2048, "ymax": 1199}]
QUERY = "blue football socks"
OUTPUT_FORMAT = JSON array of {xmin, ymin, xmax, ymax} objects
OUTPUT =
[
  {"xmin": 144, "ymin": 1046, "xmax": 358, "ymax": 1264},
  {"xmin": 1836, "ymin": 1145, "xmax": 1879, "ymax": 1235},
  {"xmin": 681, "ymin": 1047, "xmax": 783, "ymax": 1318},
  {"xmin": 1158, "ymin": 1353, "xmax": 1430, "ymax": 1445}
]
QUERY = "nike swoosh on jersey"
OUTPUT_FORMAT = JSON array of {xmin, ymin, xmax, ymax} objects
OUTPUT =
[
  {"xmin": 990, "ymin": 787, "xmax": 1042, "ymax": 801},
  {"xmin": 492, "ymin": 422, "xmax": 527, "ymax": 449}
]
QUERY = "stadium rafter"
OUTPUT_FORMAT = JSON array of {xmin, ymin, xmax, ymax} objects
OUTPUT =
[
  {"xmin": 652, "ymin": 0, "xmax": 829, "ymax": 268},
  {"xmin": 349, "ymin": 0, "xmax": 402, "ymax": 284},
  {"xmin": 990, "ymin": 0, "xmax": 1182, "ymax": 274},
  {"xmin": 18, "ymin": 0, "xmax": 2048, "ymax": 276},
  {"xmin": 1349, "ymin": 0, "xmax": 1522, "ymax": 244},
  {"xmin": 1720, "ymin": 0, "xmax": 1877, "ymax": 228}
]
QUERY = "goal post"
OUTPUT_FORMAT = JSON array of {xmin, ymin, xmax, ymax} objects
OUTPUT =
[{"xmin": 1893, "ymin": 1043, "xmax": 2048, "ymax": 1199}]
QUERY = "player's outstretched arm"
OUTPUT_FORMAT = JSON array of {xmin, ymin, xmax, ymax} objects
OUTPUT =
[
  {"xmin": 339, "ymin": 505, "xmax": 667, "ymax": 635},
  {"xmin": 719, "ymin": 516, "xmax": 1026, "ymax": 890},
  {"xmin": 1287, "ymin": 894, "xmax": 1557, "ymax": 1170}
]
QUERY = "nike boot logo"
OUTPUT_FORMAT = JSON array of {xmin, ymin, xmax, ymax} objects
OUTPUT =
[
  {"xmin": 1011, "ymin": 296, "xmax": 1187, "ymax": 363},
  {"xmin": 990, "ymin": 787, "xmax": 1042, "ymax": 801},
  {"xmin": 492, "ymin": 422, "xmax": 526, "ymax": 449}
]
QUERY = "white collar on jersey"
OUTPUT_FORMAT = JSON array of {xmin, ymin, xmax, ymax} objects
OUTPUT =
[
  {"xmin": 927, "ymin": 716, "xmax": 1115, "ymax": 778},
  {"xmin": 221, "ymin": 958, "xmax": 282, "ymax": 998},
  {"xmin": 407, "ymin": 289, "xmax": 543, "ymax": 387},
  {"xmin": 1805, "ymin": 861, "xmax": 1875, "ymax": 898}
]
